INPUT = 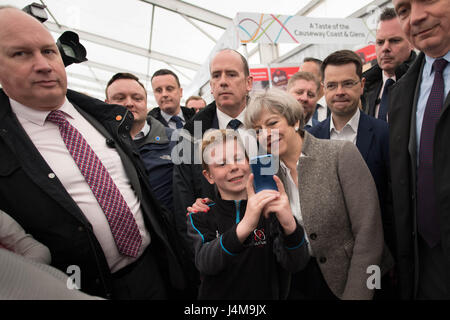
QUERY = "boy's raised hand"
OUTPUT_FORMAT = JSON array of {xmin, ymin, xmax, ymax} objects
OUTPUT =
[
  {"xmin": 262, "ymin": 175, "xmax": 297, "ymax": 235},
  {"xmin": 236, "ymin": 174, "xmax": 280, "ymax": 243}
]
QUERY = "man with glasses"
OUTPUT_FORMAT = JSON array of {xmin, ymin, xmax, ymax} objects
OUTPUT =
[{"xmin": 309, "ymin": 49, "xmax": 395, "ymax": 298}]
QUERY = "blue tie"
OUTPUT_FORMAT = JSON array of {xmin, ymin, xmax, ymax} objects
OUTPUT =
[
  {"xmin": 170, "ymin": 115, "xmax": 183, "ymax": 129},
  {"xmin": 417, "ymin": 58, "xmax": 448, "ymax": 248},
  {"xmin": 228, "ymin": 119, "xmax": 241, "ymax": 131},
  {"xmin": 378, "ymin": 78, "xmax": 395, "ymax": 121}
]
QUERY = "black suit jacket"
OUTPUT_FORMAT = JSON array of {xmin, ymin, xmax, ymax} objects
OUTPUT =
[
  {"xmin": 362, "ymin": 51, "xmax": 417, "ymax": 117},
  {"xmin": 0, "ymin": 89, "xmax": 185, "ymax": 298},
  {"xmin": 389, "ymin": 52, "xmax": 450, "ymax": 299},
  {"xmin": 148, "ymin": 106, "xmax": 195, "ymax": 128},
  {"xmin": 308, "ymin": 111, "xmax": 394, "ymax": 254},
  {"xmin": 171, "ymin": 102, "xmax": 219, "ymax": 250}
]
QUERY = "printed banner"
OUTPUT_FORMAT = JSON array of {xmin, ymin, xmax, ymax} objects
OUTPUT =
[
  {"xmin": 236, "ymin": 12, "xmax": 375, "ymax": 45},
  {"xmin": 355, "ymin": 44, "xmax": 377, "ymax": 64},
  {"xmin": 250, "ymin": 67, "xmax": 270, "ymax": 92},
  {"xmin": 269, "ymin": 66, "xmax": 300, "ymax": 91}
]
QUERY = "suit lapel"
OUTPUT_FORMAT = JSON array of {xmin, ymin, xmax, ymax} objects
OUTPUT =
[
  {"xmin": 316, "ymin": 118, "xmax": 331, "ymax": 139},
  {"xmin": 356, "ymin": 111, "xmax": 373, "ymax": 162},
  {"xmin": 369, "ymin": 81, "xmax": 383, "ymax": 117},
  {"xmin": 296, "ymin": 133, "xmax": 317, "ymax": 227}
]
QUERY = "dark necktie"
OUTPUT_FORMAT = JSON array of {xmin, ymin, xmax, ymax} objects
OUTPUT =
[
  {"xmin": 417, "ymin": 58, "xmax": 448, "ymax": 248},
  {"xmin": 378, "ymin": 78, "xmax": 395, "ymax": 121},
  {"xmin": 228, "ymin": 119, "xmax": 242, "ymax": 131},
  {"xmin": 170, "ymin": 115, "xmax": 184, "ymax": 129},
  {"xmin": 46, "ymin": 110, "xmax": 142, "ymax": 257}
]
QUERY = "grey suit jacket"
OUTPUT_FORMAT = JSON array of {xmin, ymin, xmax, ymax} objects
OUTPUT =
[{"xmin": 278, "ymin": 132, "xmax": 384, "ymax": 300}]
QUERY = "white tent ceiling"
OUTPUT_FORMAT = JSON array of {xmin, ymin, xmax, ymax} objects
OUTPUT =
[{"xmin": 1, "ymin": 0, "xmax": 383, "ymax": 106}]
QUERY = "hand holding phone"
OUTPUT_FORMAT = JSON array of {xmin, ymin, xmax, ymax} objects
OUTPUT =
[{"xmin": 250, "ymin": 154, "xmax": 278, "ymax": 193}]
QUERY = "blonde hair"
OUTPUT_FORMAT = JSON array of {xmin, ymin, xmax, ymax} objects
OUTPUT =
[{"xmin": 201, "ymin": 129, "xmax": 247, "ymax": 171}]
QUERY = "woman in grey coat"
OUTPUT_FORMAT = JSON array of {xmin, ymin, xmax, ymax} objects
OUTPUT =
[{"xmin": 244, "ymin": 88, "xmax": 385, "ymax": 300}]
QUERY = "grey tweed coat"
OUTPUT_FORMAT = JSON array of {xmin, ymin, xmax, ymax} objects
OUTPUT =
[{"xmin": 278, "ymin": 132, "xmax": 385, "ymax": 300}]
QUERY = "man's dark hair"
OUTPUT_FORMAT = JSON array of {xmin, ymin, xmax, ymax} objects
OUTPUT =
[
  {"xmin": 303, "ymin": 57, "xmax": 323, "ymax": 66},
  {"xmin": 105, "ymin": 72, "xmax": 147, "ymax": 98},
  {"xmin": 379, "ymin": 7, "xmax": 397, "ymax": 22},
  {"xmin": 151, "ymin": 69, "xmax": 181, "ymax": 88},
  {"xmin": 210, "ymin": 49, "xmax": 250, "ymax": 77},
  {"xmin": 321, "ymin": 49, "xmax": 363, "ymax": 80}
]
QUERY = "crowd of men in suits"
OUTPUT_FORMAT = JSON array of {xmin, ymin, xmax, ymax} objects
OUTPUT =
[{"xmin": 0, "ymin": 0, "xmax": 449, "ymax": 300}]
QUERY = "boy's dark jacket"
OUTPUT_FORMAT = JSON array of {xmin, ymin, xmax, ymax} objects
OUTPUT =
[{"xmin": 187, "ymin": 194, "xmax": 309, "ymax": 300}]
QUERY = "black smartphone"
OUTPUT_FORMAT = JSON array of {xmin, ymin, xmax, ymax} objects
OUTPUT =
[{"xmin": 250, "ymin": 154, "xmax": 278, "ymax": 193}]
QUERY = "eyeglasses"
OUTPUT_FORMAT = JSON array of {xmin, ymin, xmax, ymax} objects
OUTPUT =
[{"xmin": 324, "ymin": 80, "xmax": 360, "ymax": 91}]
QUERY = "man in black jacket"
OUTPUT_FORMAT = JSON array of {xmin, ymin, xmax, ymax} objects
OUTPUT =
[
  {"xmin": 362, "ymin": 7, "xmax": 415, "ymax": 120},
  {"xmin": 389, "ymin": 0, "xmax": 450, "ymax": 299},
  {"xmin": 105, "ymin": 72, "xmax": 176, "ymax": 213},
  {"xmin": 0, "ymin": 7, "xmax": 185, "ymax": 299},
  {"xmin": 149, "ymin": 69, "xmax": 195, "ymax": 129}
]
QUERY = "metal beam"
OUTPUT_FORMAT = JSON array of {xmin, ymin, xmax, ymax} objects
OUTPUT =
[
  {"xmin": 296, "ymin": 0, "xmax": 323, "ymax": 16},
  {"xmin": 140, "ymin": 0, "xmax": 232, "ymax": 29},
  {"xmin": 83, "ymin": 60, "xmax": 153, "ymax": 82},
  {"xmin": 45, "ymin": 21, "xmax": 201, "ymax": 71},
  {"xmin": 180, "ymin": 14, "xmax": 217, "ymax": 43}
]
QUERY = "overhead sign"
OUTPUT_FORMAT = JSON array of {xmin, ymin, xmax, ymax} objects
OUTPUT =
[{"xmin": 236, "ymin": 12, "xmax": 375, "ymax": 45}]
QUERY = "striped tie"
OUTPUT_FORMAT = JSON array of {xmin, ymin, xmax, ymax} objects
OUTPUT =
[{"xmin": 46, "ymin": 110, "xmax": 142, "ymax": 257}]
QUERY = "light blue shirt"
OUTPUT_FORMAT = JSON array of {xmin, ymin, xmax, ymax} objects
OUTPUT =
[{"xmin": 416, "ymin": 51, "xmax": 450, "ymax": 154}]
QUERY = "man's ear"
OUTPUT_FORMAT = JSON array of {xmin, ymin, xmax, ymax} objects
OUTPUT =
[
  {"xmin": 246, "ymin": 75, "xmax": 254, "ymax": 92},
  {"xmin": 360, "ymin": 77, "xmax": 366, "ymax": 95},
  {"xmin": 202, "ymin": 169, "xmax": 215, "ymax": 185}
]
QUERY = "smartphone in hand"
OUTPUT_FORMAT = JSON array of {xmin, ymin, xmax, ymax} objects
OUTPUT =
[{"xmin": 250, "ymin": 154, "xmax": 278, "ymax": 193}]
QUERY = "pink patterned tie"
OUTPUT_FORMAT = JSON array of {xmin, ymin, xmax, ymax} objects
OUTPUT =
[{"xmin": 46, "ymin": 110, "xmax": 142, "ymax": 257}]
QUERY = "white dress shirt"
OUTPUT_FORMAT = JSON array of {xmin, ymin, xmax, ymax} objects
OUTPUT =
[
  {"xmin": 416, "ymin": 51, "xmax": 450, "ymax": 155},
  {"xmin": 10, "ymin": 98, "xmax": 150, "ymax": 273},
  {"xmin": 279, "ymin": 158, "xmax": 313, "ymax": 256},
  {"xmin": 316, "ymin": 96, "xmax": 328, "ymax": 122},
  {"xmin": 330, "ymin": 109, "xmax": 360, "ymax": 145},
  {"xmin": 216, "ymin": 107, "xmax": 258, "ymax": 158},
  {"xmin": 133, "ymin": 121, "xmax": 150, "ymax": 141}
]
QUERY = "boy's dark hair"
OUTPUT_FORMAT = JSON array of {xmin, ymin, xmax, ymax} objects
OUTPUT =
[
  {"xmin": 151, "ymin": 69, "xmax": 181, "ymax": 88},
  {"xmin": 321, "ymin": 49, "xmax": 363, "ymax": 80},
  {"xmin": 106, "ymin": 72, "xmax": 147, "ymax": 98}
]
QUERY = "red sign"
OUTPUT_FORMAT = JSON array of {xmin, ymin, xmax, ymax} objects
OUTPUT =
[{"xmin": 356, "ymin": 44, "xmax": 376, "ymax": 64}]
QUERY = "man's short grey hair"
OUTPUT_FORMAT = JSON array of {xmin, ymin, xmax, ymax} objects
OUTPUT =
[
  {"xmin": 244, "ymin": 88, "xmax": 305, "ymax": 137},
  {"xmin": 287, "ymin": 71, "xmax": 320, "ymax": 93}
]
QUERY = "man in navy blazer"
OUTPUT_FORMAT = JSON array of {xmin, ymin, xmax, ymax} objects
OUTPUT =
[{"xmin": 308, "ymin": 51, "xmax": 395, "ymax": 296}]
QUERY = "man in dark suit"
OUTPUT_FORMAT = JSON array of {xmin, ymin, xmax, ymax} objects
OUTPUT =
[
  {"xmin": 389, "ymin": 0, "xmax": 450, "ymax": 299},
  {"xmin": 148, "ymin": 69, "xmax": 195, "ymax": 129},
  {"xmin": 0, "ymin": 7, "xmax": 185, "ymax": 299},
  {"xmin": 172, "ymin": 49, "xmax": 253, "ymax": 251},
  {"xmin": 362, "ymin": 7, "xmax": 416, "ymax": 120},
  {"xmin": 308, "ymin": 50, "xmax": 395, "ymax": 298}
]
